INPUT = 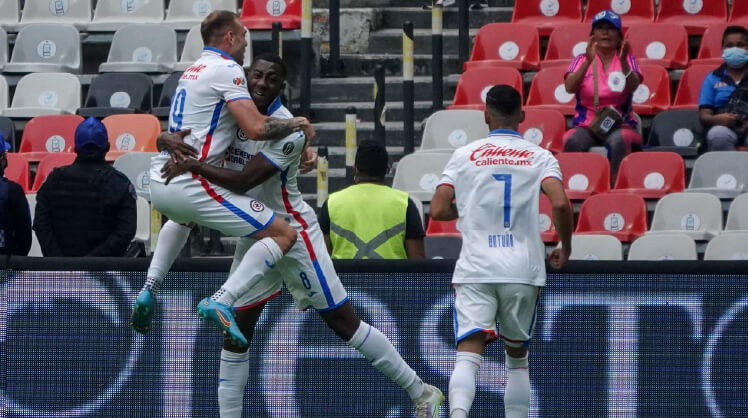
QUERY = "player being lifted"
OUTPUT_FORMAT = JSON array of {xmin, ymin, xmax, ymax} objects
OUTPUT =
[
  {"xmin": 430, "ymin": 85, "xmax": 573, "ymax": 418},
  {"xmin": 149, "ymin": 53, "xmax": 445, "ymax": 417},
  {"xmin": 134, "ymin": 11, "xmax": 315, "ymax": 344}
]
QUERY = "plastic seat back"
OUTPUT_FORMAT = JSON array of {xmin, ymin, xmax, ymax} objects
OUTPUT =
[
  {"xmin": 0, "ymin": 74, "xmax": 8, "ymax": 112},
  {"xmin": 511, "ymin": 0, "xmax": 582, "ymax": 36},
  {"xmin": 628, "ymin": 233, "xmax": 697, "ymax": 260},
  {"xmin": 448, "ymin": 67, "xmax": 523, "ymax": 110},
  {"xmin": 6, "ymin": 153, "xmax": 30, "ymax": 192},
  {"xmin": 613, "ymin": 151, "xmax": 685, "ymax": 198},
  {"xmin": 575, "ymin": 192, "xmax": 648, "ymax": 242},
  {"xmin": 240, "ymin": 0, "xmax": 301, "ymax": 29},
  {"xmin": 0, "ymin": 0, "xmax": 19, "ymax": 29},
  {"xmin": 420, "ymin": 109, "xmax": 488, "ymax": 151},
  {"xmin": 542, "ymin": 23, "xmax": 589, "ymax": 68},
  {"xmin": 89, "ymin": 0, "xmax": 164, "ymax": 31},
  {"xmin": 113, "ymin": 151, "xmax": 158, "ymax": 200},
  {"xmin": 392, "ymin": 151, "xmax": 452, "ymax": 202},
  {"xmin": 165, "ymin": 0, "xmax": 236, "ymax": 30},
  {"xmin": 18, "ymin": 114, "xmax": 83, "ymax": 162},
  {"xmin": 672, "ymin": 64, "xmax": 715, "ymax": 109},
  {"xmin": 424, "ymin": 235, "xmax": 462, "ymax": 259},
  {"xmin": 31, "ymin": 152, "xmax": 77, "ymax": 191},
  {"xmin": 729, "ymin": 0, "xmax": 748, "ymax": 26},
  {"xmin": 102, "ymin": 114, "xmax": 160, "ymax": 160},
  {"xmin": 26, "ymin": 193, "xmax": 43, "ymax": 256},
  {"xmin": 525, "ymin": 67, "xmax": 576, "ymax": 115},
  {"xmin": 646, "ymin": 109, "xmax": 704, "ymax": 156},
  {"xmin": 5, "ymin": 23, "xmax": 81, "ymax": 73},
  {"xmin": 98, "ymin": 23, "xmax": 177, "ymax": 73},
  {"xmin": 583, "ymin": 0, "xmax": 655, "ymax": 27},
  {"xmin": 569, "ymin": 234, "xmax": 623, "ymax": 260},
  {"xmin": 518, "ymin": 108, "xmax": 566, "ymax": 153},
  {"xmin": 80, "ymin": 72, "xmax": 153, "ymax": 117},
  {"xmin": 704, "ymin": 232, "xmax": 748, "ymax": 260},
  {"xmin": 650, "ymin": 192, "xmax": 723, "ymax": 239},
  {"xmin": 464, "ymin": 23, "xmax": 540, "ymax": 71},
  {"xmin": 0, "ymin": 27, "xmax": 7, "ymax": 71},
  {"xmin": 153, "ymin": 71, "xmax": 183, "ymax": 118},
  {"xmin": 19, "ymin": 0, "xmax": 91, "ymax": 27},
  {"xmin": 624, "ymin": 23, "xmax": 689, "ymax": 68},
  {"xmin": 134, "ymin": 195, "xmax": 150, "ymax": 243},
  {"xmin": 556, "ymin": 152, "xmax": 610, "ymax": 200},
  {"xmin": 6, "ymin": 72, "xmax": 81, "ymax": 118},
  {"xmin": 655, "ymin": 0, "xmax": 727, "ymax": 35},
  {"xmin": 538, "ymin": 193, "xmax": 558, "ymax": 242},
  {"xmin": 631, "ymin": 64, "xmax": 671, "ymax": 114},
  {"xmin": 176, "ymin": 24, "xmax": 252, "ymax": 71},
  {"xmin": 687, "ymin": 151, "xmax": 748, "ymax": 198},
  {"xmin": 691, "ymin": 23, "xmax": 729, "ymax": 67},
  {"xmin": 425, "ymin": 219, "xmax": 459, "ymax": 236},
  {"xmin": 725, "ymin": 193, "xmax": 748, "ymax": 231}
]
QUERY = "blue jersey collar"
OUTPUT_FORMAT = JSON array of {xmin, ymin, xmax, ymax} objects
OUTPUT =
[
  {"xmin": 203, "ymin": 46, "xmax": 234, "ymax": 61},
  {"xmin": 264, "ymin": 96, "xmax": 283, "ymax": 116},
  {"xmin": 488, "ymin": 128, "xmax": 523, "ymax": 138}
]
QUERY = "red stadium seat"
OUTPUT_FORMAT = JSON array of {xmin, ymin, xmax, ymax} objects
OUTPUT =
[
  {"xmin": 655, "ymin": 0, "xmax": 727, "ymax": 35},
  {"xmin": 240, "ymin": 0, "xmax": 301, "ymax": 29},
  {"xmin": 541, "ymin": 23, "xmax": 589, "ymax": 69},
  {"xmin": 583, "ymin": 0, "xmax": 655, "ymax": 29},
  {"xmin": 102, "ymin": 114, "xmax": 160, "ymax": 161},
  {"xmin": 6, "ymin": 153, "xmax": 30, "ymax": 193},
  {"xmin": 539, "ymin": 193, "xmax": 558, "ymax": 242},
  {"xmin": 448, "ymin": 67, "xmax": 523, "ymax": 111},
  {"xmin": 518, "ymin": 108, "xmax": 567, "ymax": 153},
  {"xmin": 624, "ymin": 23, "xmax": 689, "ymax": 69},
  {"xmin": 575, "ymin": 192, "xmax": 648, "ymax": 242},
  {"xmin": 426, "ymin": 219, "xmax": 459, "ymax": 236},
  {"xmin": 671, "ymin": 64, "xmax": 714, "ymax": 110},
  {"xmin": 690, "ymin": 23, "xmax": 729, "ymax": 67},
  {"xmin": 463, "ymin": 23, "xmax": 541, "ymax": 71},
  {"xmin": 18, "ymin": 115, "xmax": 84, "ymax": 163},
  {"xmin": 611, "ymin": 151, "xmax": 685, "ymax": 199},
  {"xmin": 729, "ymin": 0, "xmax": 748, "ymax": 27},
  {"xmin": 556, "ymin": 152, "xmax": 611, "ymax": 200},
  {"xmin": 525, "ymin": 67, "xmax": 576, "ymax": 116},
  {"xmin": 511, "ymin": 0, "xmax": 582, "ymax": 37},
  {"xmin": 631, "ymin": 64, "xmax": 671, "ymax": 115},
  {"xmin": 31, "ymin": 152, "xmax": 77, "ymax": 192}
]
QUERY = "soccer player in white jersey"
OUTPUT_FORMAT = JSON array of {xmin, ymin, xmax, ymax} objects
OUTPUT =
[
  {"xmin": 430, "ymin": 85, "xmax": 573, "ymax": 418},
  {"xmin": 133, "ymin": 11, "xmax": 316, "ymax": 347},
  {"xmin": 156, "ymin": 54, "xmax": 445, "ymax": 418}
]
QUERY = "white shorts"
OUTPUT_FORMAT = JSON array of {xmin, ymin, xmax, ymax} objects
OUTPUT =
[
  {"xmin": 149, "ymin": 171, "xmax": 275, "ymax": 237},
  {"xmin": 453, "ymin": 283, "xmax": 540, "ymax": 348},
  {"xmin": 232, "ymin": 223, "xmax": 348, "ymax": 312}
]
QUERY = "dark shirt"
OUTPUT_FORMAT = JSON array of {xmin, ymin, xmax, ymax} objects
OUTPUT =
[
  {"xmin": 318, "ymin": 197, "xmax": 425, "ymax": 239},
  {"xmin": 33, "ymin": 157, "xmax": 137, "ymax": 257},
  {"xmin": 0, "ymin": 177, "xmax": 32, "ymax": 256}
]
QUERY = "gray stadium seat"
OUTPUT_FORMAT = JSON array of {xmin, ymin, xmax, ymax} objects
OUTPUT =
[
  {"xmin": 420, "ymin": 109, "xmax": 488, "ymax": 151},
  {"xmin": 0, "ymin": 27, "xmax": 7, "ymax": 71},
  {"xmin": 18, "ymin": 0, "xmax": 91, "ymax": 29},
  {"xmin": 569, "ymin": 234, "xmax": 623, "ymax": 260},
  {"xmin": 0, "ymin": 0, "xmax": 20, "ymax": 31},
  {"xmin": 392, "ymin": 151, "xmax": 452, "ymax": 202},
  {"xmin": 78, "ymin": 72, "xmax": 153, "ymax": 118},
  {"xmin": 135, "ymin": 195, "xmax": 151, "ymax": 251},
  {"xmin": 0, "ymin": 74, "xmax": 8, "ymax": 114},
  {"xmin": 165, "ymin": 0, "xmax": 237, "ymax": 30},
  {"xmin": 725, "ymin": 193, "xmax": 748, "ymax": 232},
  {"xmin": 645, "ymin": 109, "xmax": 704, "ymax": 157},
  {"xmin": 26, "ymin": 193, "xmax": 42, "ymax": 256},
  {"xmin": 704, "ymin": 232, "xmax": 748, "ymax": 260},
  {"xmin": 628, "ymin": 233, "xmax": 697, "ymax": 260},
  {"xmin": 88, "ymin": 0, "xmax": 164, "ymax": 31},
  {"xmin": 176, "ymin": 24, "xmax": 252, "ymax": 71},
  {"xmin": 4, "ymin": 23, "xmax": 81, "ymax": 73},
  {"xmin": 686, "ymin": 151, "xmax": 748, "ymax": 199},
  {"xmin": 4, "ymin": 72, "xmax": 81, "ymax": 118},
  {"xmin": 424, "ymin": 235, "xmax": 462, "ymax": 259},
  {"xmin": 648, "ymin": 192, "xmax": 723, "ymax": 240},
  {"xmin": 113, "ymin": 151, "xmax": 157, "ymax": 200},
  {"xmin": 99, "ymin": 24, "xmax": 177, "ymax": 73},
  {"xmin": 152, "ymin": 71, "xmax": 182, "ymax": 118}
]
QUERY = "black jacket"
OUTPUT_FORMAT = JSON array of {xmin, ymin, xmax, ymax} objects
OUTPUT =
[{"xmin": 0, "ymin": 176, "xmax": 32, "ymax": 255}]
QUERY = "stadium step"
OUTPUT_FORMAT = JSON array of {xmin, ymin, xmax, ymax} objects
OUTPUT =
[
  {"xmin": 311, "ymin": 121, "xmax": 423, "ymax": 147},
  {"xmin": 379, "ymin": 6, "xmax": 513, "ymax": 29},
  {"xmin": 311, "ymin": 100, "xmax": 436, "ymax": 123},
  {"xmin": 309, "ymin": 75, "xmax": 459, "ymax": 103},
  {"xmin": 327, "ymin": 52, "xmax": 462, "ymax": 76},
  {"xmin": 367, "ymin": 28, "xmax": 478, "ymax": 55}
]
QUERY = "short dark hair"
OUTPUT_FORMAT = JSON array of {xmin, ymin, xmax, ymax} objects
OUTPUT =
[
  {"xmin": 251, "ymin": 52, "xmax": 288, "ymax": 79},
  {"xmin": 485, "ymin": 84, "xmax": 522, "ymax": 123},
  {"xmin": 201, "ymin": 10, "xmax": 241, "ymax": 45},
  {"xmin": 722, "ymin": 25, "xmax": 748, "ymax": 46},
  {"xmin": 355, "ymin": 140, "xmax": 388, "ymax": 178}
]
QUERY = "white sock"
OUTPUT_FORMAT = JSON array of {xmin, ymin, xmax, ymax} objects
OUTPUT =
[
  {"xmin": 346, "ymin": 321, "xmax": 425, "ymax": 400},
  {"xmin": 229, "ymin": 237, "xmax": 253, "ymax": 275},
  {"xmin": 144, "ymin": 221, "xmax": 191, "ymax": 295},
  {"xmin": 212, "ymin": 237, "xmax": 283, "ymax": 306},
  {"xmin": 218, "ymin": 349, "xmax": 250, "ymax": 418},
  {"xmin": 504, "ymin": 353, "xmax": 530, "ymax": 418},
  {"xmin": 449, "ymin": 352, "xmax": 482, "ymax": 417}
]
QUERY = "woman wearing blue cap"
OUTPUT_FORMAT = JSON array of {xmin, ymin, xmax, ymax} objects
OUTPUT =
[{"xmin": 562, "ymin": 9, "xmax": 643, "ymax": 181}]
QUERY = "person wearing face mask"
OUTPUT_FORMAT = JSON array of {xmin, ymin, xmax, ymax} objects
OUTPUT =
[{"xmin": 698, "ymin": 26, "xmax": 748, "ymax": 151}]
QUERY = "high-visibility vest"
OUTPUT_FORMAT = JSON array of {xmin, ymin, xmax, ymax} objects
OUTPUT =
[{"xmin": 327, "ymin": 183, "xmax": 409, "ymax": 259}]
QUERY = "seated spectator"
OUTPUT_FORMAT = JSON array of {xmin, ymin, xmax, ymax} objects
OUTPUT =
[
  {"xmin": 698, "ymin": 25, "xmax": 748, "ymax": 151},
  {"xmin": 562, "ymin": 10, "xmax": 643, "ymax": 180},
  {"xmin": 318, "ymin": 140, "xmax": 425, "ymax": 259},
  {"xmin": 0, "ymin": 139, "xmax": 32, "ymax": 256},
  {"xmin": 33, "ymin": 117, "xmax": 136, "ymax": 257}
]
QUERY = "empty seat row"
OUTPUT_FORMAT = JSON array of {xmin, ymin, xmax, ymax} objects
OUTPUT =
[
  {"xmin": 512, "ymin": 0, "xmax": 745, "ymax": 36},
  {"xmin": 0, "ymin": 0, "xmax": 298, "ymax": 31}
]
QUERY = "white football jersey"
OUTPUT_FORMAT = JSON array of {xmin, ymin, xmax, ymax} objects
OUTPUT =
[
  {"xmin": 224, "ymin": 97, "xmax": 314, "ymax": 232},
  {"xmin": 151, "ymin": 47, "xmax": 251, "ymax": 181},
  {"xmin": 439, "ymin": 129, "xmax": 562, "ymax": 286}
]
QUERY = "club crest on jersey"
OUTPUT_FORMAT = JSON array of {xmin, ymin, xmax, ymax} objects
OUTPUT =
[
  {"xmin": 250, "ymin": 200, "xmax": 265, "ymax": 212},
  {"xmin": 236, "ymin": 128, "xmax": 249, "ymax": 141},
  {"xmin": 282, "ymin": 142, "xmax": 294, "ymax": 155},
  {"xmin": 233, "ymin": 77, "xmax": 246, "ymax": 86}
]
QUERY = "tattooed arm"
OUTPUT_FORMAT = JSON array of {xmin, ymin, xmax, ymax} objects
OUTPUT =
[{"xmin": 227, "ymin": 98, "xmax": 315, "ymax": 141}]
